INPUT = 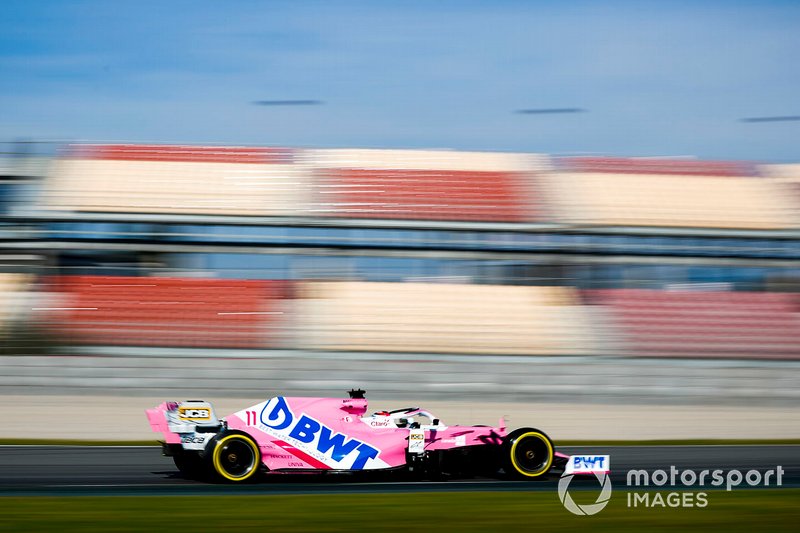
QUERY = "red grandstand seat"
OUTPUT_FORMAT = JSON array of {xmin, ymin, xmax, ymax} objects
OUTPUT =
[
  {"xmin": 40, "ymin": 276, "xmax": 290, "ymax": 349},
  {"xmin": 318, "ymin": 169, "xmax": 534, "ymax": 222},
  {"xmin": 66, "ymin": 144, "xmax": 292, "ymax": 164},
  {"xmin": 561, "ymin": 157, "xmax": 756, "ymax": 177},
  {"xmin": 583, "ymin": 289, "xmax": 800, "ymax": 360}
]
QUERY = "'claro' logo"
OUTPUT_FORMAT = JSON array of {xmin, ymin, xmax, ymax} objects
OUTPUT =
[
  {"xmin": 558, "ymin": 455, "xmax": 613, "ymax": 516},
  {"xmin": 259, "ymin": 397, "xmax": 381, "ymax": 469}
]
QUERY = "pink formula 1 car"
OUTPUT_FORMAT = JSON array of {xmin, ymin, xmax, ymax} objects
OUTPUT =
[{"xmin": 146, "ymin": 390, "xmax": 567, "ymax": 482}]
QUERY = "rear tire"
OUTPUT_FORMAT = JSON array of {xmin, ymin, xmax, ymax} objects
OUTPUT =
[
  {"xmin": 211, "ymin": 433, "xmax": 261, "ymax": 483},
  {"xmin": 503, "ymin": 428, "xmax": 554, "ymax": 479}
]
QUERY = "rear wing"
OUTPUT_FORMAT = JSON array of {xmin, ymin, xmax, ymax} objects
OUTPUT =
[{"xmin": 146, "ymin": 400, "xmax": 220, "ymax": 441}]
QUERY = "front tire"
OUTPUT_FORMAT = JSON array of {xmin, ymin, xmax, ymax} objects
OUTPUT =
[
  {"xmin": 504, "ymin": 428, "xmax": 554, "ymax": 479},
  {"xmin": 211, "ymin": 433, "xmax": 261, "ymax": 483}
]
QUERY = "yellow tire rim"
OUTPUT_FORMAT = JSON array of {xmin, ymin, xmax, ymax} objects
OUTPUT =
[
  {"xmin": 509, "ymin": 431, "xmax": 553, "ymax": 477},
  {"xmin": 212, "ymin": 434, "xmax": 260, "ymax": 482}
]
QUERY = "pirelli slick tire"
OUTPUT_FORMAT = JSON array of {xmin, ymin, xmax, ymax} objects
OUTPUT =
[
  {"xmin": 504, "ymin": 428, "xmax": 554, "ymax": 480},
  {"xmin": 210, "ymin": 432, "xmax": 261, "ymax": 483}
]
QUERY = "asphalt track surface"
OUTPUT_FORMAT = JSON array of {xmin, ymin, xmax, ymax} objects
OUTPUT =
[{"xmin": 0, "ymin": 445, "xmax": 798, "ymax": 496}]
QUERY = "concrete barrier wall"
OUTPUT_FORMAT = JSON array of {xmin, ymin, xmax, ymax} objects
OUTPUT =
[
  {"xmin": 4, "ymin": 393, "xmax": 799, "ymax": 441},
  {"xmin": 2, "ymin": 349, "xmax": 798, "ymax": 406}
]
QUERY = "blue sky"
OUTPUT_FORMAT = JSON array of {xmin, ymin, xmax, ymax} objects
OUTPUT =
[{"xmin": 2, "ymin": 1, "xmax": 799, "ymax": 161}]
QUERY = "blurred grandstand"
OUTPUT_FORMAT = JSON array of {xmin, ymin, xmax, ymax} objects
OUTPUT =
[{"xmin": 1, "ymin": 141, "xmax": 799, "ymax": 403}]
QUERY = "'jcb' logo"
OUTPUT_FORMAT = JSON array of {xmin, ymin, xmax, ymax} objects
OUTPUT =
[{"xmin": 179, "ymin": 407, "xmax": 211, "ymax": 420}]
